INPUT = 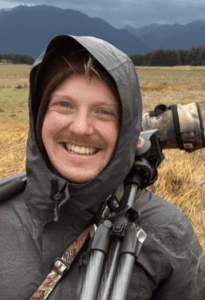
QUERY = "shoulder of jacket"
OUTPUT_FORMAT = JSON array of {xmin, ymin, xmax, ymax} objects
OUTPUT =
[
  {"xmin": 0, "ymin": 172, "xmax": 27, "ymax": 205},
  {"xmin": 136, "ymin": 188, "xmax": 191, "ymax": 229}
]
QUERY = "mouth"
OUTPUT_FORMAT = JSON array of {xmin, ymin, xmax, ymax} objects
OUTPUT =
[{"xmin": 61, "ymin": 143, "xmax": 101, "ymax": 156}]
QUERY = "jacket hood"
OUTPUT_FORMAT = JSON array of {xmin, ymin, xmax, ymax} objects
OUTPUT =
[{"xmin": 26, "ymin": 35, "xmax": 142, "ymax": 231}]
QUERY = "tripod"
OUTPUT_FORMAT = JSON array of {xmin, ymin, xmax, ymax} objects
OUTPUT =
[{"xmin": 79, "ymin": 129, "xmax": 165, "ymax": 300}]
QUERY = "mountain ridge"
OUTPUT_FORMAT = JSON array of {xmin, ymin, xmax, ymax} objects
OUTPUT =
[
  {"xmin": 123, "ymin": 21, "xmax": 205, "ymax": 50},
  {"xmin": 0, "ymin": 5, "xmax": 151, "ymax": 59},
  {"xmin": 0, "ymin": 5, "xmax": 204, "ymax": 58}
]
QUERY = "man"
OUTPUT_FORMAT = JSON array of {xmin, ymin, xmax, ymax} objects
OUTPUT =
[{"xmin": 0, "ymin": 35, "xmax": 204, "ymax": 299}]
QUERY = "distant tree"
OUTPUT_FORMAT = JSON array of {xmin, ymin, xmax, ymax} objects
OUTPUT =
[
  {"xmin": 165, "ymin": 49, "xmax": 181, "ymax": 66},
  {"xmin": 148, "ymin": 50, "xmax": 157, "ymax": 66},
  {"xmin": 191, "ymin": 46, "xmax": 202, "ymax": 65},
  {"xmin": 12, "ymin": 53, "xmax": 21, "ymax": 64},
  {"xmin": 129, "ymin": 53, "xmax": 138, "ymax": 66},
  {"xmin": 200, "ymin": 47, "xmax": 205, "ymax": 65},
  {"xmin": 8, "ymin": 53, "xmax": 16, "ymax": 64},
  {"xmin": 0, "ymin": 52, "xmax": 34, "ymax": 64},
  {"xmin": 129, "ymin": 53, "xmax": 144, "ymax": 66},
  {"xmin": 25, "ymin": 54, "xmax": 35, "ymax": 65},
  {"xmin": 142, "ymin": 51, "xmax": 152, "ymax": 65},
  {"xmin": 187, "ymin": 46, "xmax": 205, "ymax": 65},
  {"xmin": 197, "ymin": 46, "xmax": 205, "ymax": 65},
  {"xmin": 20, "ymin": 55, "xmax": 28, "ymax": 64},
  {"xmin": 185, "ymin": 49, "xmax": 196, "ymax": 65},
  {"xmin": 135, "ymin": 54, "xmax": 143, "ymax": 66},
  {"xmin": 149, "ymin": 49, "xmax": 167, "ymax": 66},
  {"xmin": 175, "ymin": 50, "xmax": 182, "ymax": 65},
  {"xmin": 178, "ymin": 49, "xmax": 187, "ymax": 65}
]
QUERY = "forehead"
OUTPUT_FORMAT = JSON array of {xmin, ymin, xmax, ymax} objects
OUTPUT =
[{"xmin": 50, "ymin": 74, "xmax": 120, "ymax": 106}]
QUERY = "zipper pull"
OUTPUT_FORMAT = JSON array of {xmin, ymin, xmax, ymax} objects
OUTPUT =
[
  {"xmin": 53, "ymin": 190, "xmax": 63, "ymax": 222},
  {"xmin": 51, "ymin": 179, "xmax": 67, "ymax": 222},
  {"xmin": 54, "ymin": 201, "xmax": 59, "ymax": 222}
]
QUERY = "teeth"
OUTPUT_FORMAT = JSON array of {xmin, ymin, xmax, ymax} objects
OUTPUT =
[{"xmin": 65, "ymin": 144, "xmax": 97, "ymax": 155}]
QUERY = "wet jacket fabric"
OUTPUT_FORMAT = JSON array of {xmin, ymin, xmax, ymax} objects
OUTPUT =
[{"xmin": 0, "ymin": 35, "xmax": 205, "ymax": 300}]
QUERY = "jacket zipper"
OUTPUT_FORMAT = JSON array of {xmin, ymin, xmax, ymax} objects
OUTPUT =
[{"xmin": 53, "ymin": 190, "xmax": 63, "ymax": 222}]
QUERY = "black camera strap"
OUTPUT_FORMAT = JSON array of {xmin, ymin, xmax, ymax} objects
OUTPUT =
[
  {"xmin": 171, "ymin": 104, "xmax": 184, "ymax": 150},
  {"xmin": 149, "ymin": 104, "xmax": 184, "ymax": 150}
]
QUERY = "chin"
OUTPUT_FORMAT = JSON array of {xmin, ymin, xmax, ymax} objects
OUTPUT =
[
  {"xmin": 65, "ymin": 173, "xmax": 96, "ymax": 184},
  {"xmin": 51, "ymin": 167, "xmax": 95, "ymax": 183}
]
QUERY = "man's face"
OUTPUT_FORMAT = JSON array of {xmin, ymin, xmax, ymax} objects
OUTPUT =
[{"xmin": 42, "ymin": 74, "xmax": 121, "ymax": 183}]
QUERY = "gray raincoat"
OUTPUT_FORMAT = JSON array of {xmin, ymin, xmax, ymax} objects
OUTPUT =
[{"xmin": 0, "ymin": 35, "xmax": 204, "ymax": 300}]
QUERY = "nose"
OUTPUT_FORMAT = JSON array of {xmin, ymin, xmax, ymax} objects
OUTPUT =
[{"xmin": 69, "ymin": 110, "xmax": 94, "ymax": 136}]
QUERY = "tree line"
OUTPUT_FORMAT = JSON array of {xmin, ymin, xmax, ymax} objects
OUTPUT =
[
  {"xmin": 0, "ymin": 53, "xmax": 35, "ymax": 65},
  {"xmin": 1, "ymin": 46, "xmax": 205, "ymax": 66},
  {"xmin": 129, "ymin": 46, "xmax": 205, "ymax": 66}
]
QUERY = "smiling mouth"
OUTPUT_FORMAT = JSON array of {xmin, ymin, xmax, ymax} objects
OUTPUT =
[{"xmin": 61, "ymin": 143, "xmax": 100, "ymax": 156}]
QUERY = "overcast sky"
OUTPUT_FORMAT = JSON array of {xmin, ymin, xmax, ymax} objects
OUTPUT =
[{"xmin": 0, "ymin": 0, "xmax": 205, "ymax": 28}]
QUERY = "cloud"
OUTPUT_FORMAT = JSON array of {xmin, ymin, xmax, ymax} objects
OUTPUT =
[{"xmin": 1, "ymin": 0, "xmax": 205, "ymax": 28}]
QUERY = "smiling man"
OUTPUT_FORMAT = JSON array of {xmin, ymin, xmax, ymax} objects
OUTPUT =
[
  {"xmin": 41, "ymin": 72, "xmax": 121, "ymax": 183},
  {"xmin": 0, "ymin": 35, "xmax": 204, "ymax": 300}
]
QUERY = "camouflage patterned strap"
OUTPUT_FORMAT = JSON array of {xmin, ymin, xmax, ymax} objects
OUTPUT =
[
  {"xmin": 29, "ymin": 188, "xmax": 123, "ymax": 300},
  {"xmin": 29, "ymin": 225, "xmax": 92, "ymax": 300}
]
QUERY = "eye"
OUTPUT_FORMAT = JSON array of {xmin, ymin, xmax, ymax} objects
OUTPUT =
[
  {"xmin": 96, "ymin": 108, "xmax": 118, "ymax": 120},
  {"xmin": 51, "ymin": 101, "xmax": 74, "ymax": 112},
  {"xmin": 59, "ymin": 101, "xmax": 69, "ymax": 107},
  {"xmin": 99, "ymin": 109, "xmax": 111, "ymax": 115}
]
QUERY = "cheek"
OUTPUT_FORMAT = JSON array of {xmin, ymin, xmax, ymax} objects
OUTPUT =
[
  {"xmin": 99, "ymin": 122, "xmax": 120, "ymax": 149},
  {"xmin": 42, "ymin": 112, "xmax": 65, "ymax": 140},
  {"xmin": 112, "ymin": 122, "xmax": 121, "ymax": 150}
]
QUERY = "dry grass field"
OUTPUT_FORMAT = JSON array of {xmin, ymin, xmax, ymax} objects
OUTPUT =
[{"xmin": 1, "ymin": 64, "xmax": 205, "ymax": 253}]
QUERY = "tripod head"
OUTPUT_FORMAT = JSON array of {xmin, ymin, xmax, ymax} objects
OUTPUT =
[
  {"xmin": 99, "ymin": 128, "xmax": 164, "ymax": 225},
  {"xmin": 125, "ymin": 128, "xmax": 165, "ymax": 190}
]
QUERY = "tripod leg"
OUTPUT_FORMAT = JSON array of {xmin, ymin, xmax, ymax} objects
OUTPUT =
[
  {"xmin": 79, "ymin": 250, "xmax": 105, "ymax": 300},
  {"xmin": 109, "ymin": 228, "xmax": 147, "ymax": 300},
  {"xmin": 109, "ymin": 253, "xmax": 135, "ymax": 300},
  {"xmin": 79, "ymin": 220, "xmax": 112, "ymax": 300},
  {"xmin": 96, "ymin": 238, "xmax": 121, "ymax": 300}
]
